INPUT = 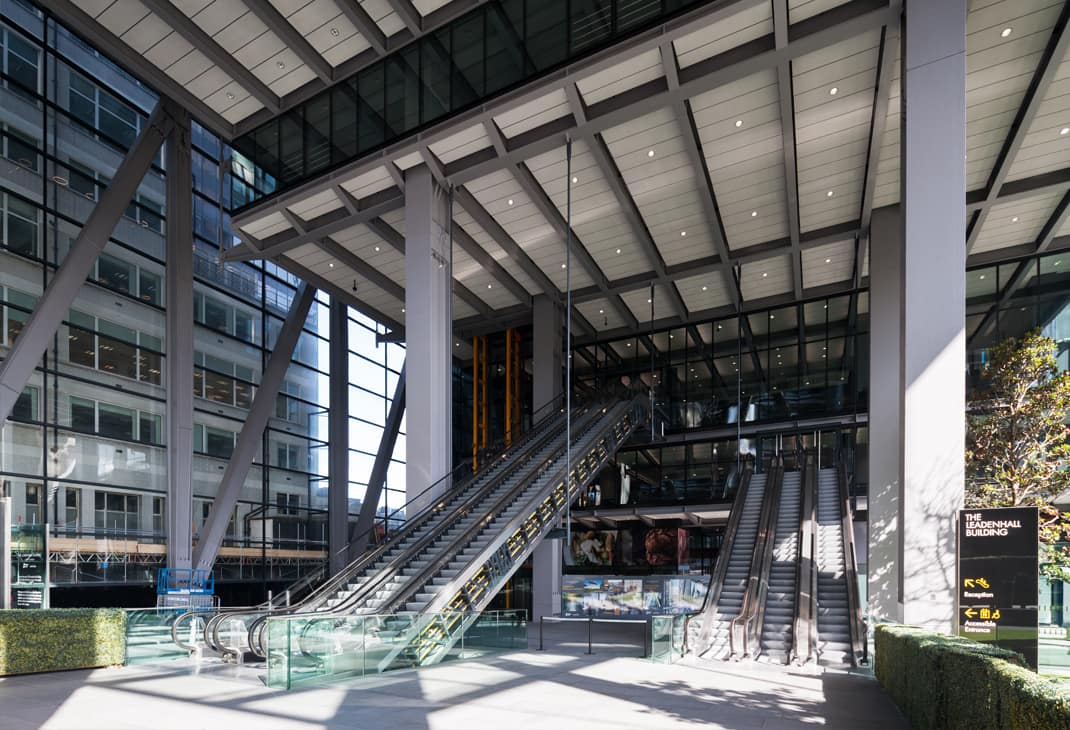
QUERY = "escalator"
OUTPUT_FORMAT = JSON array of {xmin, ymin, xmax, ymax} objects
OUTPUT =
[
  {"xmin": 689, "ymin": 464, "xmax": 770, "ymax": 659},
  {"xmin": 178, "ymin": 398, "xmax": 642, "ymax": 666},
  {"xmin": 756, "ymin": 467, "xmax": 803, "ymax": 663},
  {"xmin": 813, "ymin": 464, "xmax": 863, "ymax": 666}
]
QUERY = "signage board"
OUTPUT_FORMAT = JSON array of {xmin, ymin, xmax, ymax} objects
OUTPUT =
[
  {"xmin": 958, "ymin": 507, "xmax": 1038, "ymax": 670},
  {"xmin": 9, "ymin": 523, "xmax": 47, "ymax": 609}
]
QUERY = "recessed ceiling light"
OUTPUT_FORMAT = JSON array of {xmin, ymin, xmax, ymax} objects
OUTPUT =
[
  {"xmin": 979, "ymin": 274, "xmax": 986, "ymax": 280},
  {"xmin": 508, "ymin": 198, "xmax": 514, "ymax": 205},
  {"xmin": 829, "ymin": 87, "xmax": 838, "ymax": 96},
  {"xmin": 701, "ymin": 285, "xmax": 708, "ymax": 291},
  {"xmin": 751, "ymin": 210, "xmax": 758, "ymax": 217},
  {"xmin": 827, "ymin": 190, "xmax": 834, "ymax": 197},
  {"xmin": 1055, "ymin": 260, "xmax": 1062, "ymax": 266},
  {"xmin": 328, "ymin": 262, "xmax": 334, "ymax": 268},
  {"xmin": 646, "ymin": 298, "xmax": 652, "ymax": 303},
  {"xmin": 734, "ymin": 119, "xmax": 744, "ymax": 129},
  {"xmin": 1012, "ymin": 216, "xmax": 1019, "ymax": 222},
  {"xmin": 330, "ymin": 26, "xmax": 340, "ymax": 37},
  {"xmin": 647, "ymin": 149, "xmax": 655, "ymax": 158},
  {"xmin": 680, "ymin": 230, "xmax": 687, "ymax": 237},
  {"xmin": 561, "ymin": 263, "xmax": 567, "ymax": 269},
  {"xmin": 717, "ymin": 324, "xmax": 722, "ymax": 330},
  {"xmin": 599, "ymin": 309, "xmax": 604, "ymax": 314},
  {"xmin": 1062, "ymin": 128, "xmax": 1070, "ymax": 136},
  {"xmin": 277, "ymin": 60, "xmax": 285, "ymax": 69},
  {"xmin": 615, "ymin": 248, "xmax": 621, "ymax": 254},
  {"xmin": 455, "ymin": 342, "xmax": 460, "ymax": 347},
  {"xmin": 487, "ymin": 283, "xmax": 493, "ymax": 289},
  {"xmin": 225, "ymin": 92, "xmax": 235, "ymax": 100},
  {"xmin": 572, "ymin": 176, "xmax": 578, "ymax": 184},
  {"xmin": 762, "ymin": 272, "xmax": 768, "ymax": 277},
  {"xmin": 626, "ymin": 342, "xmax": 632, "ymax": 347},
  {"xmin": 1001, "ymin": 27, "xmax": 1012, "ymax": 38},
  {"xmin": 825, "ymin": 258, "xmax": 831, "ymax": 264}
]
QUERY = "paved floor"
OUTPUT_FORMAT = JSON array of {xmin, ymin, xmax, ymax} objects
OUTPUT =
[{"xmin": 0, "ymin": 624, "xmax": 908, "ymax": 730}]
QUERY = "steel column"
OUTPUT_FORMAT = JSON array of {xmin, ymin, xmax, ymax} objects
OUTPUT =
[
  {"xmin": 193, "ymin": 284, "xmax": 317, "ymax": 572},
  {"xmin": 328, "ymin": 298, "xmax": 350, "ymax": 575},
  {"xmin": 165, "ymin": 103, "xmax": 194, "ymax": 570},
  {"xmin": 349, "ymin": 362, "xmax": 406, "ymax": 561},
  {"xmin": 0, "ymin": 103, "xmax": 172, "ymax": 426}
]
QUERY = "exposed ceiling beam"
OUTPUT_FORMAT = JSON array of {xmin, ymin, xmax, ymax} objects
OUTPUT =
[
  {"xmin": 966, "ymin": 1, "xmax": 1070, "ymax": 254},
  {"xmin": 140, "ymin": 0, "xmax": 280, "ymax": 114},
  {"xmin": 386, "ymin": 0, "xmax": 423, "ymax": 35},
  {"xmin": 317, "ymin": 237, "xmax": 405, "ymax": 302},
  {"xmin": 45, "ymin": 0, "xmax": 234, "ymax": 140},
  {"xmin": 567, "ymin": 82, "xmax": 690, "ymax": 322},
  {"xmin": 773, "ymin": 0, "xmax": 804, "ymax": 299},
  {"xmin": 336, "ymin": 0, "xmax": 388, "ymax": 55},
  {"xmin": 234, "ymin": 0, "xmax": 894, "ymax": 220},
  {"xmin": 452, "ymin": 223, "xmax": 533, "ymax": 306},
  {"xmin": 856, "ymin": 18, "xmax": 899, "ymax": 286},
  {"xmin": 240, "ymin": 0, "xmax": 333, "ymax": 84},
  {"xmin": 225, "ymin": 187, "xmax": 404, "ymax": 261}
]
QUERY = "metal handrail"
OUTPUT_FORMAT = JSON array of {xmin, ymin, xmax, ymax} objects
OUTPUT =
[
  {"xmin": 837, "ymin": 452, "xmax": 865, "ymax": 666},
  {"xmin": 789, "ymin": 452, "xmax": 816, "ymax": 664},
  {"xmin": 689, "ymin": 460, "xmax": 753, "ymax": 654},
  {"xmin": 730, "ymin": 457, "xmax": 783, "ymax": 659},
  {"xmin": 807, "ymin": 454, "xmax": 819, "ymax": 664}
]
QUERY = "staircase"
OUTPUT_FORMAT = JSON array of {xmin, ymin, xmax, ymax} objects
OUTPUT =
[
  {"xmin": 815, "ymin": 468, "xmax": 852, "ymax": 665},
  {"xmin": 697, "ymin": 471, "xmax": 767, "ymax": 660},
  {"xmin": 758, "ymin": 469, "xmax": 802, "ymax": 663}
]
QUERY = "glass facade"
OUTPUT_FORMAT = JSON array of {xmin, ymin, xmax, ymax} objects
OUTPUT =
[
  {"xmin": 230, "ymin": 0, "xmax": 708, "ymax": 208},
  {"xmin": 0, "ymin": 1, "xmax": 405, "ymax": 591}
]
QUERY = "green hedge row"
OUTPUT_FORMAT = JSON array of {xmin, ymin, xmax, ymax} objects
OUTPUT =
[
  {"xmin": 875, "ymin": 624, "xmax": 1070, "ymax": 729},
  {"xmin": 0, "ymin": 608, "xmax": 126, "ymax": 676}
]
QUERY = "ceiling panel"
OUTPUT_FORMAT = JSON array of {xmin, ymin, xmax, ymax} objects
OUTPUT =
[
  {"xmin": 452, "ymin": 209, "xmax": 542, "ymax": 296},
  {"xmin": 452, "ymin": 245, "xmax": 521, "ymax": 310},
  {"xmin": 971, "ymin": 190, "xmax": 1063, "ymax": 253},
  {"xmin": 340, "ymin": 166, "xmax": 396, "ymax": 199},
  {"xmin": 789, "ymin": 0, "xmax": 854, "ymax": 25},
  {"xmin": 360, "ymin": 0, "xmax": 407, "ymax": 37},
  {"xmin": 602, "ymin": 108, "xmax": 718, "ymax": 265},
  {"xmin": 465, "ymin": 169, "xmax": 595, "ymax": 291},
  {"xmin": 577, "ymin": 48, "xmax": 663, "ymax": 106},
  {"xmin": 575, "ymin": 298, "xmax": 629, "ymax": 332},
  {"xmin": 334, "ymin": 221, "xmax": 406, "ymax": 283},
  {"xmin": 674, "ymin": 271, "xmax": 734, "ymax": 313},
  {"xmin": 794, "ymin": 32, "xmax": 881, "ymax": 233},
  {"xmin": 428, "ymin": 124, "xmax": 493, "ymax": 164},
  {"xmin": 968, "ymin": 0, "xmax": 1062, "ymax": 187},
  {"xmin": 740, "ymin": 254, "xmax": 792, "ymax": 301},
  {"xmin": 240, "ymin": 211, "xmax": 291, "ymax": 239},
  {"xmin": 673, "ymin": 1, "xmax": 772, "ymax": 70},
  {"xmin": 494, "ymin": 89, "xmax": 571, "ymax": 139},
  {"xmin": 691, "ymin": 69, "xmax": 788, "ymax": 249},
  {"xmin": 801, "ymin": 239, "xmax": 855, "ymax": 288},
  {"xmin": 620, "ymin": 285, "xmax": 676, "ymax": 323},
  {"xmin": 1005, "ymin": 23, "xmax": 1070, "ymax": 180},
  {"xmin": 288, "ymin": 188, "xmax": 343, "ymax": 221},
  {"xmin": 292, "ymin": 241, "xmax": 402, "ymax": 315}
]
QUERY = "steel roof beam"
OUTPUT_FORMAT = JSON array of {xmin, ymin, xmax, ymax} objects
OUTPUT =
[
  {"xmin": 240, "ymin": 0, "xmax": 333, "ymax": 84},
  {"xmin": 337, "ymin": 0, "xmax": 388, "ymax": 56},
  {"xmin": 386, "ymin": 0, "xmax": 423, "ymax": 35},
  {"xmin": 452, "ymin": 223, "xmax": 533, "ymax": 306},
  {"xmin": 966, "ymin": 2, "xmax": 1070, "ymax": 254},
  {"xmin": 773, "ymin": 0, "xmax": 804, "ymax": 299}
]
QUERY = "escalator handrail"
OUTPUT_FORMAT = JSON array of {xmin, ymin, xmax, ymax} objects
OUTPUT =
[
  {"xmin": 690, "ymin": 459, "xmax": 753, "ymax": 653},
  {"xmin": 789, "ymin": 452, "xmax": 816, "ymax": 664},
  {"xmin": 837, "ymin": 453, "xmax": 865, "ymax": 666},
  {"xmin": 374, "ymin": 400, "xmax": 635, "ymax": 617},
  {"xmin": 731, "ymin": 458, "xmax": 783, "ymax": 659},
  {"xmin": 807, "ymin": 454, "xmax": 820, "ymax": 663},
  {"xmin": 232, "ymin": 404, "xmax": 599, "ymax": 657},
  {"xmin": 415, "ymin": 400, "xmax": 642, "ymax": 617}
]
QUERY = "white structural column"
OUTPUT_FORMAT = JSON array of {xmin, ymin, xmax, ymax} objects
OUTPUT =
[
  {"xmin": 165, "ymin": 103, "xmax": 194, "ymax": 571},
  {"xmin": 532, "ymin": 294, "xmax": 564, "ymax": 621},
  {"xmin": 869, "ymin": 1, "xmax": 966, "ymax": 632},
  {"xmin": 404, "ymin": 165, "xmax": 452, "ymax": 511}
]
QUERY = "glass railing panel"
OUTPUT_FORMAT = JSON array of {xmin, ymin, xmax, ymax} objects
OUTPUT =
[
  {"xmin": 458, "ymin": 610, "xmax": 527, "ymax": 658},
  {"xmin": 124, "ymin": 607, "xmax": 210, "ymax": 664},
  {"xmin": 649, "ymin": 615, "xmax": 673, "ymax": 663}
]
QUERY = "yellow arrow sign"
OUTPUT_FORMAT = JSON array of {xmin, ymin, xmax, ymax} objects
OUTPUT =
[
  {"xmin": 964, "ymin": 608, "xmax": 977, "ymax": 619},
  {"xmin": 964, "ymin": 579, "xmax": 975, "ymax": 588},
  {"xmin": 977, "ymin": 578, "xmax": 990, "ymax": 589}
]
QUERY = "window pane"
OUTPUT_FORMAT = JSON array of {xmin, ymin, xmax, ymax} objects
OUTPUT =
[{"xmin": 98, "ymin": 403, "xmax": 135, "ymax": 440}]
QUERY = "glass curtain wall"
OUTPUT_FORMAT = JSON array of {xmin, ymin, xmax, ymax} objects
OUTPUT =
[{"xmin": 0, "ymin": 1, "xmax": 406, "ymax": 590}]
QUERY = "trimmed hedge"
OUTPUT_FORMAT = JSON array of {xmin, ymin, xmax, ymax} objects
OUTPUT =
[
  {"xmin": 0, "ymin": 608, "xmax": 126, "ymax": 676},
  {"xmin": 875, "ymin": 624, "xmax": 1070, "ymax": 729}
]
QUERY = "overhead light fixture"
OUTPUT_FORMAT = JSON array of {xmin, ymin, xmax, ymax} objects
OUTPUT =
[
  {"xmin": 734, "ymin": 119, "xmax": 743, "ymax": 128},
  {"xmin": 827, "ymin": 190, "xmax": 834, "ymax": 197},
  {"xmin": 825, "ymin": 258, "xmax": 831, "ymax": 264},
  {"xmin": 401, "ymin": 308, "xmax": 405, "ymax": 313},
  {"xmin": 829, "ymin": 87, "xmax": 838, "ymax": 96},
  {"xmin": 647, "ymin": 149, "xmax": 655, "ymax": 158},
  {"xmin": 979, "ymin": 274, "xmax": 985, "ymax": 280},
  {"xmin": 508, "ymin": 198, "xmax": 514, "ymax": 206},
  {"xmin": 277, "ymin": 60, "xmax": 285, "ymax": 69},
  {"xmin": 572, "ymin": 176, "xmax": 578, "ymax": 184},
  {"xmin": 225, "ymin": 92, "xmax": 235, "ymax": 100},
  {"xmin": 751, "ymin": 210, "xmax": 758, "ymax": 217},
  {"xmin": 616, "ymin": 248, "xmax": 621, "ymax": 254},
  {"xmin": 374, "ymin": 245, "xmax": 380, "ymax": 252},
  {"xmin": 647, "ymin": 298, "xmax": 652, "ymax": 303},
  {"xmin": 1001, "ymin": 27, "xmax": 1012, "ymax": 38},
  {"xmin": 626, "ymin": 342, "xmax": 632, "ymax": 347},
  {"xmin": 701, "ymin": 285, "xmax": 708, "ymax": 291},
  {"xmin": 1062, "ymin": 128, "xmax": 1070, "ymax": 136},
  {"xmin": 561, "ymin": 263, "xmax": 567, "ymax": 269},
  {"xmin": 762, "ymin": 272, "xmax": 768, "ymax": 278},
  {"xmin": 487, "ymin": 283, "xmax": 493, "ymax": 289},
  {"xmin": 1011, "ymin": 216, "xmax": 1019, "ymax": 222},
  {"xmin": 455, "ymin": 342, "xmax": 460, "ymax": 347},
  {"xmin": 680, "ymin": 230, "xmax": 687, "ymax": 237},
  {"xmin": 1056, "ymin": 260, "xmax": 1062, "ymax": 266},
  {"xmin": 328, "ymin": 262, "xmax": 334, "ymax": 268},
  {"xmin": 330, "ymin": 26, "xmax": 340, "ymax": 37}
]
